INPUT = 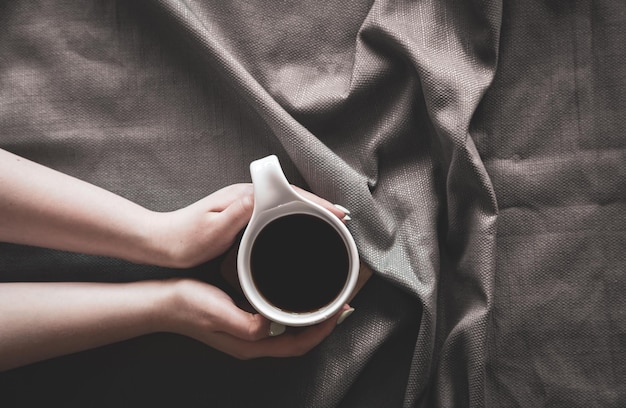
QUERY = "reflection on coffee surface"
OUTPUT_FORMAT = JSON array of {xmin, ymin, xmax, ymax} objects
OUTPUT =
[{"xmin": 250, "ymin": 214, "xmax": 349, "ymax": 313}]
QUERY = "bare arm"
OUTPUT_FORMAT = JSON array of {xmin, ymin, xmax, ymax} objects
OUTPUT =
[
  {"xmin": 0, "ymin": 279, "xmax": 351, "ymax": 371},
  {"xmin": 0, "ymin": 280, "xmax": 163, "ymax": 371},
  {"xmin": 0, "ymin": 148, "xmax": 255, "ymax": 268},
  {"xmin": 0, "ymin": 148, "xmax": 352, "ymax": 370},
  {"xmin": 0, "ymin": 148, "xmax": 346, "ymax": 268}
]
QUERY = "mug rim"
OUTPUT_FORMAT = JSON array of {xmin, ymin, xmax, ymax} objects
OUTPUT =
[{"xmin": 237, "ymin": 199, "xmax": 359, "ymax": 327}]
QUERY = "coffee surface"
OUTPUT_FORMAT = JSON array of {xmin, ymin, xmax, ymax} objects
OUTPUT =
[{"xmin": 250, "ymin": 214, "xmax": 349, "ymax": 312}]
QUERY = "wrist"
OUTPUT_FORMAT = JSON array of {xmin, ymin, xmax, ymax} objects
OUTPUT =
[
  {"xmin": 151, "ymin": 278, "xmax": 194, "ymax": 336},
  {"xmin": 134, "ymin": 279, "xmax": 178, "ymax": 335},
  {"xmin": 131, "ymin": 210, "xmax": 179, "ymax": 268},
  {"xmin": 140, "ymin": 209, "xmax": 210, "ymax": 269}
]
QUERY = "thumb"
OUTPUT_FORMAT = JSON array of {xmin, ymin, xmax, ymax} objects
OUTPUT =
[
  {"xmin": 217, "ymin": 193, "xmax": 254, "ymax": 236},
  {"xmin": 214, "ymin": 302, "xmax": 273, "ymax": 341}
]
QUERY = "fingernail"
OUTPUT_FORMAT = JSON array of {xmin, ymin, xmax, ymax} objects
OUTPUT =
[
  {"xmin": 334, "ymin": 204, "xmax": 351, "ymax": 215},
  {"xmin": 337, "ymin": 307, "xmax": 355, "ymax": 325},
  {"xmin": 342, "ymin": 215, "xmax": 352, "ymax": 222},
  {"xmin": 269, "ymin": 322, "xmax": 286, "ymax": 337}
]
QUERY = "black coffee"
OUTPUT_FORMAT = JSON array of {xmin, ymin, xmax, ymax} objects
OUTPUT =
[{"xmin": 250, "ymin": 214, "xmax": 350, "ymax": 313}]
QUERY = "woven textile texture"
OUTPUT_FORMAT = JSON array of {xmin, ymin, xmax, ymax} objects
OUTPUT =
[{"xmin": 0, "ymin": 1, "xmax": 624, "ymax": 407}]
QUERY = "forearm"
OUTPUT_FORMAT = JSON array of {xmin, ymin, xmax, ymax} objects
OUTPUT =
[
  {"xmin": 0, "ymin": 280, "xmax": 170, "ymax": 371},
  {"xmin": 0, "ymin": 148, "xmax": 164, "ymax": 265}
]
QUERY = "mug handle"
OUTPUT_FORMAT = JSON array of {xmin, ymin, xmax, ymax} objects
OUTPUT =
[{"xmin": 250, "ymin": 155, "xmax": 302, "ymax": 212}]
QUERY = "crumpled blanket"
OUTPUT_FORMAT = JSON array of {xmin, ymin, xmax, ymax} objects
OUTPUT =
[{"xmin": 1, "ymin": 1, "xmax": 624, "ymax": 407}]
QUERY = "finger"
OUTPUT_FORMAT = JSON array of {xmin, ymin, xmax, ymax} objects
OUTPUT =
[
  {"xmin": 209, "ymin": 304, "xmax": 352, "ymax": 359},
  {"xmin": 208, "ymin": 184, "xmax": 346, "ymax": 220},
  {"xmin": 292, "ymin": 186, "xmax": 346, "ymax": 219},
  {"xmin": 206, "ymin": 293, "xmax": 271, "ymax": 341},
  {"xmin": 208, "ymin": 318, "xmax": 334, "ymax": 359},
  {"xmin": 196, "ymin": 184, "xmax": 253, "ymax": 212},
  {"xmin": 214, "ymin": 192, "xmax": 254, "ymax": 236},
  {"xmin": 251, "ymin": 316, "xmax": 339, "ymax": 358}
]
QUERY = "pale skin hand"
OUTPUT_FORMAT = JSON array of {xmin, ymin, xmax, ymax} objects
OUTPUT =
[
  {"xmin": 0, "ymin": 279, "xmax": 350, "ymax": 371},
  {"xmin": 0, "ymin": 148, "xmax": 346, "ymax": 268},
  {"xmin": 153, "ymin": 183, "xmax": 346, "ymax": 268},
  {"xmin": 0, "ymin": 148, "xmax": 352, "ymax": 370},
  {"xmin": 163, "ymin": 279, "xmax": 351, "ymax": 360}
]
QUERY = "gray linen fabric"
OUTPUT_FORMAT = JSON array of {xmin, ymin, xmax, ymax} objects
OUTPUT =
[{"xmin": 0, "ymin": 1, "xmax": 624, "ymax": 407}]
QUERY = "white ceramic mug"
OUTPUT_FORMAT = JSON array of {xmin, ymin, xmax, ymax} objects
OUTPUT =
[{"xmin": 237, "ymin": 155, "xmax": 359, "ymax": 326}]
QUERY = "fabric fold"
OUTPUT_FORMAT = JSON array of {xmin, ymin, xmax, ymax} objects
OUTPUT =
[{"xmin": 143, "ymin": 1, "xmax": 503, "ymax": 406}]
